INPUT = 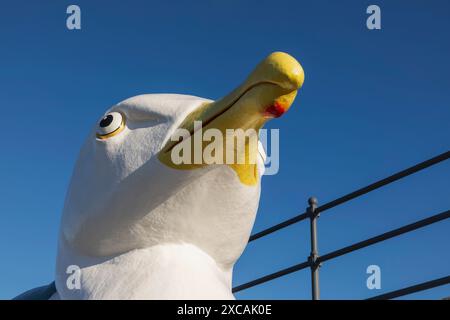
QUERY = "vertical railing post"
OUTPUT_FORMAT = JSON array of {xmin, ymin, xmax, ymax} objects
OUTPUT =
[{"xmin": 307, "ymin": 197, "xmax": 321, "ymax": 300}]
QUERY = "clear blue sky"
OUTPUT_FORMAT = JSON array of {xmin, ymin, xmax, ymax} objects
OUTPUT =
[{"xmin": 0, "ymin": 0, "xmax": 449, "ymax": 299}]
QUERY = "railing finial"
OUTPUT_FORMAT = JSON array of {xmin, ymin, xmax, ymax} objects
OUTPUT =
[{"xmin": 308, "ymin": 196, "xmax": 318, "ymax": 207}]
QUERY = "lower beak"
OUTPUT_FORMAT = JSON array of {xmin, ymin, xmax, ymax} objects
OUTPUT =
[{"xmin": 159, "ymin": 51, "xmax": 304, "ymax": 185}]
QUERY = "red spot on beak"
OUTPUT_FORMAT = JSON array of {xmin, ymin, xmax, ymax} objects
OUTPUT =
[{"xmin": 264, "ymin": 102, "xmax": 286, "ymax": 118}]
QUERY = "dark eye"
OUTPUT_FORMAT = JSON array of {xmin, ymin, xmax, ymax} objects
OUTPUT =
[{"xmin": 96, "ymin": 112, "xmax": 125, "ymax": 139}]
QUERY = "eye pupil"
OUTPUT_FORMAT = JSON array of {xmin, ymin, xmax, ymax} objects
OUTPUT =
[{"xmin": 99, "ymin": 114, "xmax": 114, "ymax": 128}]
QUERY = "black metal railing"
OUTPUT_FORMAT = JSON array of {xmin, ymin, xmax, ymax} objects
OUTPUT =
[{"xmin": 233, "ymin": 151, "xmax": 450, "ymax": 299}]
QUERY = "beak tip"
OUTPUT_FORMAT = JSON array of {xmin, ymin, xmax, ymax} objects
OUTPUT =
[
  {"xmin": 262, "ymin": 51, "xmax": 305, "ymax": 90},
  {"xmin": 291, "ymin": 64, "xmax": 305, "ymax": 89}
]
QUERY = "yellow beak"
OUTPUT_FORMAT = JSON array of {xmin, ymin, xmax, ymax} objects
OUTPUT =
[{"xmin": 159, "ymin": 51, "xmax": 304, "ymax": 185}]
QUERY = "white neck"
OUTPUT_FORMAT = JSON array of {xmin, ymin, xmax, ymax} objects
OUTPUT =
[{"xmin": 55, "ymin": 242, "xmax": 234, "ymax": 300}]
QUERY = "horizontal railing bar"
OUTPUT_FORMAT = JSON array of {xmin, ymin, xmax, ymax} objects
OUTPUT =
[
  {"xmin": 367, "ymin": 275, "xmax": 450, "ymax": 300},
  {"xmin": 317, "ymin": 151, "xmax": 450, "ymax": 213},
  {"xmin": 318, "ymin": 210, "xmax": 450, "ymax": 263},
  {"xmin": 232, "ymin": 261, "xmax": 310, "ymax": 293},
  {"xmin": 248, "ymin": 151, "xmax": 449, "ymax": 242},
  {"xmin": 249, "ymin": 212, "xmax": 308, "ymax": 242},
  {"xmin": 234, "ymin": 210, "xmax": 449, "ymax": 293}
]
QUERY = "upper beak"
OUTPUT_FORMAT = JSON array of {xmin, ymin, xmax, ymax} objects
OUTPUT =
[
  {"xmin": 159, "ymin": 51, "xmax": 304, "ymax": 184},
  {"xmin": 163, "ymin": 52, "xmax": 304, "ymax": 151}
]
